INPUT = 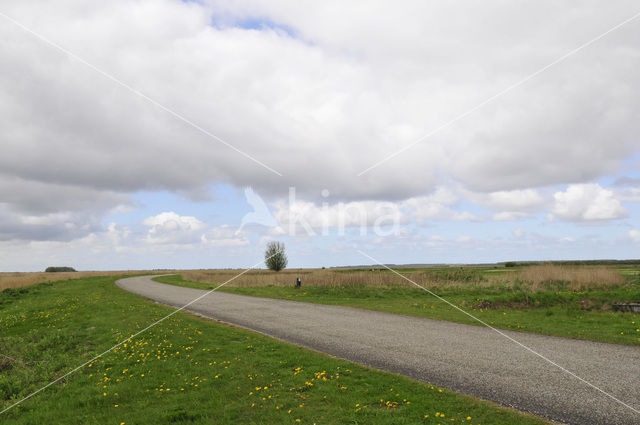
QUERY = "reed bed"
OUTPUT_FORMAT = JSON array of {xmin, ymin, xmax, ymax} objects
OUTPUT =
[
  {"xmin": 517, "ymin": 264, "xmax": 625, "ymax": 291},
  {"xmin": 180, "ymin": 268, "xmax": 502, "ymax": 290},
  {"xmin": 182, "ymin": 264, "xmax": 628, "ymax": 293},
  {"xmin": 2, "ymin": 264, "xmax": 627, "ymax": 294},
  {"xmin": 181, "ymin": 269, "xmax": 412, "ymax": 288},
  {"xmin": 0, "ymin": 270, "xmax": 171, "ymax": 291}
]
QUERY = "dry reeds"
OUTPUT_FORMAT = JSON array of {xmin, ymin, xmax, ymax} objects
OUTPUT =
[
  {"xmin": 181, "ymin": 269, "xmax": 414, "ymax": 287},
  {"xmin": 0, "ymin": 270, "xmax": 171, "ymax": 291},
  {"xmin": 2, "ymin": 264, "xmax": 626, "ymax": 294},
  {"xmin": 517, "ymin": 264, "xmax": 625, "ymax": 291},
  {"xmin": 182, "ymin": 265, "xmax": 627, "ymax": 293},
  {"xmin": 180, "ymin": 268, "xmax": 499, "ymax": 290}
]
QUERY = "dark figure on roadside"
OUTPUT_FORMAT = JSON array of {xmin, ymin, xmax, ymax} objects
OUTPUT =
[{"xmin": 295, "ymin": 277, "xmax": 301, "ymax": 288}]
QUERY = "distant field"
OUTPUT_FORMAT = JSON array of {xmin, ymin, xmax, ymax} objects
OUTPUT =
[
  {"xmin": 0, "ymin": 275, "xmax": 550, "ymax": 424},
  {"xmin": 156, "ymin": 264, "xmax": 640, "ymax": 346},
  {"xmin": 175, "ymin": 263, "xmax": 632, "ymax": 292},
  {"xmin": 0, "ymin": 270, "xmax": 172, "ymax": 291}
]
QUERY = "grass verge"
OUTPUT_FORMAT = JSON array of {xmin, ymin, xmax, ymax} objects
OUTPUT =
[
  {"xmin": 0, "ymin": 276, "xmax": 550, "ymax": 424},
  {"xmin": 154, "ymin": 274, "xmax": 640, "ymax": 346}
]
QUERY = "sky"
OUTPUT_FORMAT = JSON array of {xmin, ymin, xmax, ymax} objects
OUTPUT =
[{"xmin": 1, "ymin": 0, "xmax": 639, "ymax": 271}]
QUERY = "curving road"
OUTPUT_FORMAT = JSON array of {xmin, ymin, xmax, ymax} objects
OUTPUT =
[{"xmin": 117, "ymin": 276, "xmax": 640, "ymax": 425}]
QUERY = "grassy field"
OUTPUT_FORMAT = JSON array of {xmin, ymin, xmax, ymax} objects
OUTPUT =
[
  {"xmin": 0, "ymin": 275, "xmax": 550, "ymax": 424},
  {"xmin": 155, "ymin": 264, "xmax": 640, "ymax": 346}
]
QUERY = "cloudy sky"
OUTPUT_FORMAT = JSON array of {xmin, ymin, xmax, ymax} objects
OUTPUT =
[{"xmin": 1, "ymin": 0, "xmax": 639, "ymax": 271}]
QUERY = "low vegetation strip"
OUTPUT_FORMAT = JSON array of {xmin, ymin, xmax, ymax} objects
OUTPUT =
[
  {"xmin": 0, "ymin": 270, "xmax": 172, "ymax": 291},
  {"xmin": 155, "ymin": 264, "xmax": 640, "ymax": 346},
  {"xmin": 0, "ymin": 276, "xmax": 550, "ymax": 424},
  {"xmin": 171, "ymin": 264, "xmax": 635, "ymax": 295}
]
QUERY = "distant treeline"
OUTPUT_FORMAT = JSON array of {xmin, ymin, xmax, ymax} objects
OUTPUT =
[
  {"xmin": 44, "ymin": 266, "xmax": 77, "ymax": 272},
  {"xmin": 502, "ymin": 260, "xmax": 640, "ymax": 267},
  {"xmin": 336, "ymin": 260, "xmax": 640, "ymax": 270}
]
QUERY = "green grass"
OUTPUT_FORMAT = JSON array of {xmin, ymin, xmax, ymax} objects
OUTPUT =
[
  {"xmin": 0, "ymin": 276, "xmax": 550, "ymax": 424},
  {"xmin": 154, "ymin": 273, "xmax": 640, "ymax": 346}
]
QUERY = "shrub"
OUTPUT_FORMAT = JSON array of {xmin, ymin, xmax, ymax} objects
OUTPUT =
[{"xmin": 44, "ymin": 266, "xmax": 77, "ymax": 273}]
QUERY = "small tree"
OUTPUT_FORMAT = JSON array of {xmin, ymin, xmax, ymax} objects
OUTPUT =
[{"xmin": 265, "ymin": 241, "xmax": 287, "ymax": 272}]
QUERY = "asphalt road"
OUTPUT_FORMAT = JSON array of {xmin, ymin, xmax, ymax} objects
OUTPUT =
[{"xmin": 116, "ymin": 276, "xmax": 640, "ymax": 425}]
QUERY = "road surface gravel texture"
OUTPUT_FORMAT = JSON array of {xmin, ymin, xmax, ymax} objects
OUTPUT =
[{"xmin": 117, "ymin": 276, "xmax": 640, "ymax": 425}]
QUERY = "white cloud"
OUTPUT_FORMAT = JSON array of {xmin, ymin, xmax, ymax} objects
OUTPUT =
[
  {"xmin": 142, "ymin": 211, "xmax": 249, "ymax": 247},
  {"xmin": 142, "ymin": 211, "xmax": 207, "ymax": 244},
  {"xmin": 272, "ymin": 199, "xmax": 407, "ymax": 235},
  {"xmin": 1, "ymin": 0, "xmax": 640, "ymax": 265},
  {"xmin": 629, "ymin": 230, "xmax": 640, "ymax": 243},
  {"xmin": 465, "ymin": 189, "xmax": 546, "ymax": 222},
  {"xmin": 551, "ymin": 184, "xmax": 628, "ymax": 222},
  {"xmin": 1, "ymin": 1, "xmax": 639, "ymax": 209},
  {"xmin": 269, "ymin": 186, "xmax": 482, "ymax": 235},
  {"xmin": 201, "ymin": 226, "xmax": 250, "ymax": 247},
  {"xmin": 401, "ymin": 188, "xmax": 456, "ymax": 221},
  {"xmin": 0, "ymin": 176, "xmax": 131, "ymax": 242},
  {"xmin": 401, "ymin": 188, "xmax": 481, "ymax": 223},
  {"xmin": 616, "ymin": 187, "xmax": 640, "ymax": 202},
  {"xmin": 105, "ymin": 222, "xmax": 131, "ymax": 251},
  {"xmin": 480, "ymin": 189, "xmax": 546, "ymax": 211},
  {"xmin": 209, "ymin": 1, "xmax": 640, "ymax": 194}
]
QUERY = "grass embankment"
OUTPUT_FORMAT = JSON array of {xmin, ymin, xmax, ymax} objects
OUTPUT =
[
  {"xmin": 1, "ymin": 276, "xmax": 549, "ymax": 424},
  {"xmin": 155, "ymin": 265, "xmax": 640, "ymax": 346}
]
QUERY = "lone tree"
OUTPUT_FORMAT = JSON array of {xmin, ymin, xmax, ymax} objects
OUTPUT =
[{"xmin": 265, "ymin": 241, "xmax": 287, "ymax": 272}]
